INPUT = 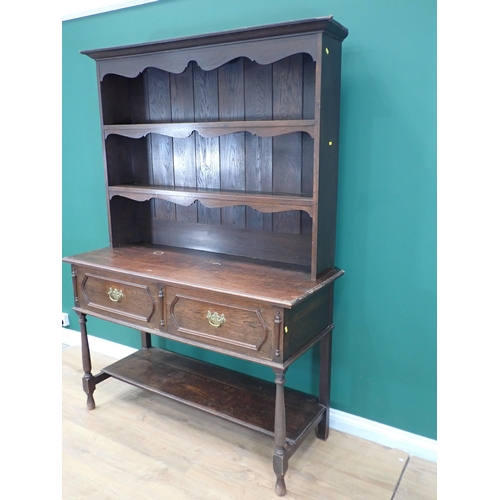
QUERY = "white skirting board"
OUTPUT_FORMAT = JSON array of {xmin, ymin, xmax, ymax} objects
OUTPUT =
[
  {"xmin": 329, "ymin": 409, "xmax": 436, "ymax": 462},
  {"xmin": 62, "ymin": 327, "xmax": 437, "ymax": 462}
]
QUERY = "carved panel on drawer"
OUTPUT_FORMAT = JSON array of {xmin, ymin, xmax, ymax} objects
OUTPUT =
[
  {"xmin": 169, "ymin": 292, "xmax": 268, "ymax": 352},
  {"xmin": 81, "ymin": 272, "xmax": 156, "ymax": 323}
]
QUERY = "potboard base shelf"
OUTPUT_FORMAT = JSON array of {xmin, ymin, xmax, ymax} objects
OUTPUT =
[{"xmin": 101, "ymin": 347, "xmax": 326, "ymax": 446}]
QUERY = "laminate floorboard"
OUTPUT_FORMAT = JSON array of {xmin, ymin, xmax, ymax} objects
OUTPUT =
[
  {"xmin": 392, "ymin": 456, "xmax": 437, "ymax": 500},
  {"xmin": 62, "ymin": 346, "xmax": 436, "ymax": 499}
]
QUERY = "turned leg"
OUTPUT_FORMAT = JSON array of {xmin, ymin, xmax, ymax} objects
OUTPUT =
[
  {"xmin": 78, "ymin": 312, "xmax": 96, "ymax": 410},
  {"xmin": 273, "ymin": 368, "xmax": 288, "ymax": 496},
  {"xmin": 317, "ymin": 329, "xmax": 332, "ymax": 440}
]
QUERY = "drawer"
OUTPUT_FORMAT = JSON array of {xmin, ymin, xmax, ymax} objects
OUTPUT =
[
  {"xmin": 166, "ymin": 287, "xmax": 277, "ymax": 360},
  {"xmin": 75, "ymin": 267, "xmax": 164, "ymax": 331}
]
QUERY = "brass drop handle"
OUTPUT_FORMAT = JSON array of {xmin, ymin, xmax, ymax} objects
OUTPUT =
[
  {"xmin": 206, "ymin": 310, "xmax": 225, "ymax": 328},
  {"xmin": 108, "ymin": 287, "xmax": 124, "ymax": 302}
]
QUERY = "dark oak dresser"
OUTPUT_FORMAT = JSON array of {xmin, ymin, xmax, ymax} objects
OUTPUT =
[{"xmin": 63, "ymin": 16, "xmax": 348, "ymax": 496}]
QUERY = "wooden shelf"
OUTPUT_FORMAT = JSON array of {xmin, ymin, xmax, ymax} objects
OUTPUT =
[
  {"xmin": 108, "ymin": 185, "xmax": 315, "ymax": 216},
  {"xmin": 101, "ymin": 347, "xmax": 326, "ymax": 445},
  {"xmin": 103, "ymin": 120, "xmax": 316, "ymax": 139}
]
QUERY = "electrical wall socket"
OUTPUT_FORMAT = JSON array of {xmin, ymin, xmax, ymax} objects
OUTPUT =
[{"xmin": 62, "ymin": 313, "xmax": 70, "ymax": 327}]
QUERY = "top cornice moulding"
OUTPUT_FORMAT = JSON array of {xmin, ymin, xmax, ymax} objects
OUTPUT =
[{"xmin": 81, "ymin": 16, "xmax": 349, "ymax": 60}]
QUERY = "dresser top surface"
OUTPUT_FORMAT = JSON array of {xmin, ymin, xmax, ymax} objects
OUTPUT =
[{"xmin": 63, "ymin": 245, "xmax": 343, "ymax": 307}]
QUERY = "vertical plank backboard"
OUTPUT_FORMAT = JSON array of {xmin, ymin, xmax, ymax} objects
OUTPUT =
[
  {"xmin": 146, "ymin": 68, "xmax": 175, "ymax": 220},
  {"xmin": 219, "ymin": 58, "xmax": 246, "ymax": 228},
  {"xmin": 272, "ymin": 55, "xmax": 303, "ymax": 234},
  {"xmin": 244, "ymin": 60, "xmax": 272, "ymax": 231},
  {"xmin": 193, "ymin": 64, "xmax": 221, "ymax": 225},
  {"xmin": 170, "ymin": 63, "xmax": 197, "ymax": 222},
  {"xmin": 100, "ymin": 74, "xmax": 132, "ymax": 125}
]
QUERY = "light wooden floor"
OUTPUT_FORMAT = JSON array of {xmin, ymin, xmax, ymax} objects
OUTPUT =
[{"xmin": 62, "ymin": 346, "xmax": 436, "ymax": 499}]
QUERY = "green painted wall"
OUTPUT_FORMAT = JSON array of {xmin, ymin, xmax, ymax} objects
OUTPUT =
[{"xmin": 62, "ymin": 0, "xmax": 436, "ymax": 439}]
